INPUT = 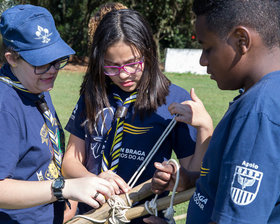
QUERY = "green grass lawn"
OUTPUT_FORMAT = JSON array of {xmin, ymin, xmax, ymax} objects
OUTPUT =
[{"xmin": 51, "ymin": 70, "xmax": 238, "ymax": 223}]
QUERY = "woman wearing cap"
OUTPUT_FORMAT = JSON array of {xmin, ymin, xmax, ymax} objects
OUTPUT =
[{"xmin": 0, "ymin": 4, "xmax": 115, "ymax": 224}]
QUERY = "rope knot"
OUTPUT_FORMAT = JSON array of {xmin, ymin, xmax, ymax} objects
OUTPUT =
[{"xmin": 107, "ymin": 195, "xmax": 130, "ymax": 224}]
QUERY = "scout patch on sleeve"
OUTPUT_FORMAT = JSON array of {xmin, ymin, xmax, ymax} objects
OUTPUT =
[{"xmin": 231, "ymin": 161, "xmax": 263, "ymax": 206}]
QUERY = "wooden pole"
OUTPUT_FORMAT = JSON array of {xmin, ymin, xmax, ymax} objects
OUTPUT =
[
  {"xmin": 67, "ymin": 179, "xmax": 195, "ymax": 224},
  {"xmin": 67, "ymin": 179, "xmax": 154, "ymax": 224},
  {"xmin": 123, "ymin": 187, "xmax": 195, "ymax": 221}
]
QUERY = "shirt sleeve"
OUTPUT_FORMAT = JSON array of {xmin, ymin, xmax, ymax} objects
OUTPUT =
[
  {"xmin": 0, "ymin": 110, "xmax": 20, "ymax": 179},
  {"xmin": 65, "ymin": 96, "xmax": 86, "ymax": 140},
  {"xmin": 212, "ymin": 112, "xmax": 280, "ymax": 224}
]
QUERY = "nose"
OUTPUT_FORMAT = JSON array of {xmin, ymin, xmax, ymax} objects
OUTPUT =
[
  {"xmin": 48, "ymin": 65, "xmax": 57, "ymax": 73},
  {"xmin": 199, "ymin": 50, "xmax": 208, "ymax": 67},
  {"xmin": 118, "ymin": 69, "xmax": 130, "ymax": 79}
]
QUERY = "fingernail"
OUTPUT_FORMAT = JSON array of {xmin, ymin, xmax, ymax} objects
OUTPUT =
[{"xmin": 156, "ymin": 163, "xmax": 163, "ymax": 168}]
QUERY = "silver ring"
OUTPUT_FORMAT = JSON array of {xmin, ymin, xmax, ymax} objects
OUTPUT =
[{"xmin": 93, "ymin": 192, "xmax": 99, "ymax": 200}]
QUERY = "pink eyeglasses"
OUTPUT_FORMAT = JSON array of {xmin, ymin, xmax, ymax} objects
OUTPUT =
[{"xmin": 104, "ymin": 58, "xmax": 144, "ymax": 76}]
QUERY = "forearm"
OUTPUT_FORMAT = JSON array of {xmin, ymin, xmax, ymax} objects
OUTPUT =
[
  {"xmin": 0, "ymin": 178, "xmax": 56, "ymax": 209},
  {"xmin": 62, "ymin": 134, "xmax": 95, "ymax": 178},
  {"xmin": 176, "ymin": 168, "xmax": 200, "ymax": 191},
  {"xmin": 0, "ymin": 177, "xmax": 115, "ymax": 210},
  {"xmin": 62, "ymin": 158, "xmax": 96, "ymax": 178},
  {"xmin": 188, "ymin": 123, "xmax": 213, "ymax": 171}
]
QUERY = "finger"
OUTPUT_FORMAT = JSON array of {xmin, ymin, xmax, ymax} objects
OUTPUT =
[
  {"xmin": 154, "ymin": 162, "xmax": 175, "ymax": 174},
  {"xmin": 168, "ymin": 102, "xmax": 180, "ymax": 114},
  {"xmin": 154, "ymin": 170, "xmax": 172, "ymax": 182},
  {"xmin": 143, "ymin": 216, "xmax": 168, "ymax": 224},
  {"xmin": 190, "ymin": 88, "xmax": 201, "ymax": 103},
  {"xmin": 105, "ymin": 171, "xmax": 129, "ymax": 194},
  {"xmin": 94, "ymin": 179, "xmax": 115, "ymax": 197},
  {"xmin": 151, "ymin": 179, "xmax": 167, "ymax": 194},
  {"xmin": 113, "ymin": 176, "xmax": 130, "ymax": 194},
  {"xmin": 94, "ymin": 192, "xmax": 106, "ymax": 205},
  {"xmin": 107, "ymin": 178, "xmax": 121, "ymax": 194},
  {"xmin": 143, "ymin": 216, "xmax": 157, "ymax": 224},
  {"xmin": 82, "ymin": 197, "xmax": 101, "ymax": 209},
  {"xmin": 175, "ymin": 115, "xmax": 191, "ymax": 124}
]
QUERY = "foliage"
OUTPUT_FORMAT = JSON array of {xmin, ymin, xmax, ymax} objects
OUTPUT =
[
  {"xmin": 0, "ymin": 0, "xmax": 16, "ymax": 14},
  {"xmin": 1, "ymin": 0, "xmax": 200, "ymax": 60},
  {"xmin": 124, "ymin": 0, "xmax": 200, "ymax": 59}
]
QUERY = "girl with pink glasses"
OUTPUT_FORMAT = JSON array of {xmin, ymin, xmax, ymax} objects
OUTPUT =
[{"xmin": 62, "ymin": 9, "xmax": 212, "ymax": 223}]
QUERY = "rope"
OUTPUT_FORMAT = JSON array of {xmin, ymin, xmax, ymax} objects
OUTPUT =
[
  {"xmin": 107, "ymin": 196, "xmax": 131, "ymax": 224},
  {"xmin": 163, "ymin": 159, "xmax": 180, "ymax": 224},
  {"xmin": 73, "ymin": 117, "xmax": 178, "ymax": 223},
  {"xmin": 128, "ymin": 117, "xmax": 177, "ymax": 188},
  {"xmin": 144, "ymin": 194, "xmax": 158, "ymax": 217},
  {"xmin": 73, "ymin": 215, "xmax": 106, "ymax": 223},
  {"xmin": 145, "ymin": 159, "xmax": 180, "ymax": 224},
  {"xmin": 74, "ymin": 196, "xmax": 130, "ymax": 224}
]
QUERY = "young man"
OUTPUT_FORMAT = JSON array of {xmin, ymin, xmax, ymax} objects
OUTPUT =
[{"xmin": 151, "ymin": 0, "xmax": 280, "ymax": 223}]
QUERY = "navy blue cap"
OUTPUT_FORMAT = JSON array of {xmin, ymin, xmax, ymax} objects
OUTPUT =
[{"xmin": 0, "ymin": 4, "xmax": 75, "ymax": 66}]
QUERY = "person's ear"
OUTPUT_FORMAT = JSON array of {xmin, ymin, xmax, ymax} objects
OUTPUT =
[
  {"xmin": 4, "ymin": 52, "xmax": 18, "ymax": 68},
  {"xmin": 233, "ymin": 26, "xmax": 251, "ymax": 55}
]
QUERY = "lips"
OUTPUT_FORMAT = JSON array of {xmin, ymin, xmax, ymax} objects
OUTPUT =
[
  {"xmin": 40, "ymin": 76, "xmax": 55, "ymax": 84},
  {"xmin": 207, "ymin": 69, "xmax": 215, "ymax": 80},
  {"xmin": 121, "ymin": 81, "xmax": 134, "ymax": 87}
]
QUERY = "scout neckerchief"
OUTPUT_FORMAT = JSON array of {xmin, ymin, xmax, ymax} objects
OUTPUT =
[
  {"xmin": 0, "ymin": 64, "xmax": 65, "ymax": 175},
  {"xmin": 101, "ymin": 90, "xmax": 137, "ymax": 173}
]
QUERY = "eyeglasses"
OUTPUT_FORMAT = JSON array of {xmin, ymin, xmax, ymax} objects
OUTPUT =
[
  {"xmin": 32, "ymin": 56, "xmax": 69, "ymax": 75},
  {"xmin": 20, "ymin": 56, "xmax": 70, "ymax": 75},
  {"xmin": 103, "ymin": 58, "xmax": 144, "ymax": 76}
]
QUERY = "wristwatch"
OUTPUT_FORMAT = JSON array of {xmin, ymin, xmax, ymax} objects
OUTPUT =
[
  {"xmin": 52, "ymin": 176, "xmax": 66, "ymax": 202},
  {"xmin": 52, "ymin": 176, "xmax": 72, "ymax": 209}
]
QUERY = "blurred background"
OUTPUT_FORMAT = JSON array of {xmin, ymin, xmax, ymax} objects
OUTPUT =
[{"xmin": 0, "ymin": 0, "xmax": 199, "ymax": 64}]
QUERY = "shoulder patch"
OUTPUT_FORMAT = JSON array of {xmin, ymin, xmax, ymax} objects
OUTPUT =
[{"xmin": 231, "ymin": 164, "xmax": 263, "ymax": 206}]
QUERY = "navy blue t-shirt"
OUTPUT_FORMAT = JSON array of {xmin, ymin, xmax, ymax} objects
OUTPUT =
[
  {"xmin": 66, "ymin": 84, "xmax": 197, "ymax": 215},
  {"xmin": 0, "ymin": 64, "xmax": 64, "ymax": 224},
  {"xmin": 187, "ymin": 71, "xmax": 280, "ymax": 224}
]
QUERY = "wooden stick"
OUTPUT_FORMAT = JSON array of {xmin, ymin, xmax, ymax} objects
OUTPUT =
[
  {"xmin": 174, "ymin": 214, "xmax": 187, "ymax": 221},
  {"xmin": 67, "ymin": 179, "xmax": 154, "ymax": 224},
  {"xmin": 123, "ymin": 187, "xmax": 195, "ymax": 221}
]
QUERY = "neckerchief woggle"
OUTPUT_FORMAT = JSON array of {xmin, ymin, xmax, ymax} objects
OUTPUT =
[{"xmin": 0, "ymin": 63, "xmax": 65, "ymax": 176}]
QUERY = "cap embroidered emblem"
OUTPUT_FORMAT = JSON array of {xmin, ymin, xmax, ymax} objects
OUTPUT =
[{"xmin": 35, "ymin": 25, "xmax": 52, "ymax": 43}]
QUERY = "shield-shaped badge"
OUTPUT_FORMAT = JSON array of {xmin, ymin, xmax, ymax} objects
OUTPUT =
[{"xmin": 231, "ymin": 165, "xmax": 263, "ymax": 206}]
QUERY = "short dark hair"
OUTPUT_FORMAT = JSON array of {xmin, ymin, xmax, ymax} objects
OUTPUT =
[
  {"xmin": 0, "ymin": 42, "xmax": 20, "ymax": 63},
  {"xmin": 81, "ymin": 9, "xmax": 170, "ymax": 133},
  {"xmin": 192, "ymin": 0, "xmax": 280, "ymax": 48}
]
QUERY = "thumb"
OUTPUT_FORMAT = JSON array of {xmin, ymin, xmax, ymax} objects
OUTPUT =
[{"xmin": 190, "ymin": 88, "xmax": 201, "ymax": 103}]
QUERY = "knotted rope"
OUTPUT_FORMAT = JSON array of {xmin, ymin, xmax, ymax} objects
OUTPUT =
[
  {"xmin": 145, "ymin": 159, "xmax": 180, "ymax": 224},
  {"xmin": 73, "ymin": 116, "xmax": 178, "ymax": 223},
  {"xmin": 74, "ymin": 196, "xmax": 130, "ymax": 224},
  {"xmin": 107, "ymin": 196, "xmax": 130, "ymax": 224}
]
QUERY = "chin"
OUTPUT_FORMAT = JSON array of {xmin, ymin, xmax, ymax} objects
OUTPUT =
[
  {"xmin": 217, "ymin": 83, "xmax": 235, "ymax": 91},
  {"xmin": 120, "ymin": 85, "xmax": 137, "ymax": 92}
]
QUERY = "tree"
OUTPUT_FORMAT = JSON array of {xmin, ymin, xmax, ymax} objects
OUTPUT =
[
  {"xmin": 1, "ymin": 0, "xmax": 199, "ymax": 60},
  {"xmin": 123, "ymin": 0, "xmax": 199, "ymax": 61}
]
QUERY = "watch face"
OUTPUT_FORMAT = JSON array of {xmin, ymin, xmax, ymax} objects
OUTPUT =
[{"xmin": 53, "ymin": 177, "xmax": 64, "ymax": 190}]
